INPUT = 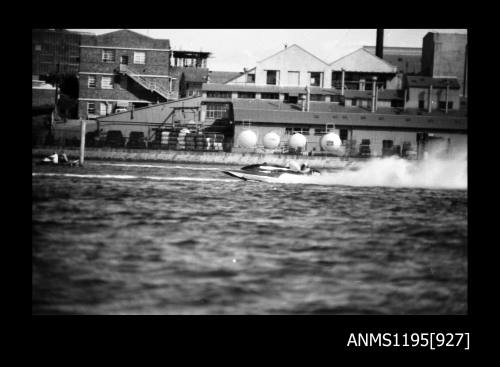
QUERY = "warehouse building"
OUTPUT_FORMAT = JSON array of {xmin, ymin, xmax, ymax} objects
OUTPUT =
[
  {"xmin": 404, "ymin": 75, "xmax": 461, "ymax": 111},
  {"xmin": 87, "ymin": 37, "xmax": 466, "ymax": 158},
  {"xmin": 329, "ymin": 48, "xmax": 400, "ymax": 91},
  {"xmin": 229, "ymin": 98, "xmax": 466, "ymax": 157}
]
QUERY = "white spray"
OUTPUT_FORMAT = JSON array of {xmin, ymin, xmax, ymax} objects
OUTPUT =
[{"xmin": 279, "ymin": 144, "xmax": 467, "ymax": 190}]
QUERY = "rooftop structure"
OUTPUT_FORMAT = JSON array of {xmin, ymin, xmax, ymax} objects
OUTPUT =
[{"xmin": 171, "ymin": 50, "xmax": 210, "ymax": 68}]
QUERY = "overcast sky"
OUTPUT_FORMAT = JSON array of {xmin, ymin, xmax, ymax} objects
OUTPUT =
[{"xmin": 70, "ymin": 29, "xmax": 467, "ymax": 72}]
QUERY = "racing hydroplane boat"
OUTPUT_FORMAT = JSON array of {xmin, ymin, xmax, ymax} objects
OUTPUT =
[{"xmin": 222, "ymin": 162, "xmax": 320, "ymax": 183}]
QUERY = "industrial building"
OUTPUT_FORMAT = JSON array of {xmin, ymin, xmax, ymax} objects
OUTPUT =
[
  {"xmin": 228, "ymin": 98, "xmax": 466, "ymax": 156},
  {"xmin": 363, "ymin": 45, "xmax": 422, "ymax": 75},
  {"xmin": 54, "ymin": 29, "xmax": 467, "ymax": 159},
  {"xmin": 421, "ymin": 32, "xmax": 468, "ymax": 97},
  {"xmin": 91, "ymin": 38, "xmax": 466, "ymax": 158}
]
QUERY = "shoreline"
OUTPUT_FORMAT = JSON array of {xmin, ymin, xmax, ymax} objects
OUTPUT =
[{"xmin": 32, "ymin": 146, "xmax": 364, "ymax": 169}]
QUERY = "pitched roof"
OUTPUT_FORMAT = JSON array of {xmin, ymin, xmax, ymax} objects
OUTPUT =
[
  {"xmin": 329, "ymin": 48, "xmax": 397, "ymax": 73},
  {"xmin": 344, "ymin": 89, "xmax": 404, "ymax": 100},
  {"xmin": 81, "ymin": 29, "xmax": 170, "ymax": 50},
  {"xmin": 231, "ymin": 99, "xmax": 358, "ymax": 113},
  {"xmin": 258, "ymin": 44, "xmax": 329, "ymax": 66},
  {"xmin": 202, "ymin": 83, "xmax": 340, "ymax": 95},
  {"xmin": 233, "ymin": 107, "xmax": 466, "ymax": 131},
  {"xmin": 208, "ymin": 71, "xmax": 244, "ymax": 84},
  {"xmin": 362, "ymin": 46, "xmax": 422, "ymax": 56},
  {"xmin": 182, "ymin": 68, "xmax": 209, "ymax": 83},
  {"xmin": 406, "ymin": 76, "xmax": 460, "ymax": 89}
]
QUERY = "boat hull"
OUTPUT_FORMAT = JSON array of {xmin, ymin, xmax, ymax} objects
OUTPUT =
[{"xmin": 223, "ymin": 168, "xmax": 320, "ymax": 183}]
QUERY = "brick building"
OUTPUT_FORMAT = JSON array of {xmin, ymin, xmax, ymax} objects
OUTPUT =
[
  {"xmin": 32, "ymin": 29, "xmax": 82, "ymax": 78},
  {"xmin": 78, "ymin": 29, "xmax": 175, "ymax": 119}
]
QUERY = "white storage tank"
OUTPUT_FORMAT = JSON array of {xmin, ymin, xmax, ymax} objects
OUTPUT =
[
  {"xmin": 320, "ymin": 132, "xmax": 342, "ymax": 151},
  {"xmin": 263, "ymin": 132, "xmax": 280, "ymax": 149},
  {"xmin": 289, "ymin": 133, "xmax": 307, "ymax": 149},
  {"xmin": 238, "ymin": 130, "xmax": 257, "ymax": 148}
]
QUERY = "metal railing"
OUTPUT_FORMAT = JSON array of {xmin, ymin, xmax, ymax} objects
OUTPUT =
[{"xmin": 118, "ymin": 64, "xmax": 175, "ymax": 100}]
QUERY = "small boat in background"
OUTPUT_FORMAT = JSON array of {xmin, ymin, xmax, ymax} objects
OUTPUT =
[{"xmin": 37, "ymin": 153, "xmax": 80, "ymax": 166}]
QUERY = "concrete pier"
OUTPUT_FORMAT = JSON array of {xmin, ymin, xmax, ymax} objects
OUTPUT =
[{"xmin": 32, "ymin": 147, "xmax": 362, "ymax": 169}]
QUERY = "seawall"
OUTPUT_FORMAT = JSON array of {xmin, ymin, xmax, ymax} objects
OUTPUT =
[{"xmin": 32, "ymin": 147, "xmax": 361, "ymax": 169}]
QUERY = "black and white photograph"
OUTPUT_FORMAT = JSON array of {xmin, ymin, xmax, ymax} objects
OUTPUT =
[{"xmin": 32, "ymin": 28, "xmax": 468, "ymax": 317}]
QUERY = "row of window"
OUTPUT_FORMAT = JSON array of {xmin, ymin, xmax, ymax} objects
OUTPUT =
[
  {"xmin": 205, "ymin": 103, "xmax": 229, "ymax": 119},
  {"xmin": 284, "ymin": 127, "xmax": 349, "ymax": 137},
  {"xmin": 264, "ymin": 70, "xmax": 323, "ymax": 87},
  {"xmin": 87, "ymin": 102, "xmax": 114, "ymax": 116},
  {"xmin": 88, "ymin": 75, "xmax": 116, "ymax": 89},
  {"xmin": 102, "ymin": 50, "xmax": 146, "ymax": 64},
  {"xmin": 418, "ymin": 100, "xmax": 454, "ymax": 109},
  {"xmin": 242, "ymin": 71, "xmax": 390, "ymax": 89},
  {"xmin": 206, "ymin": 91, "xmax": 340, "ymax": 102}
]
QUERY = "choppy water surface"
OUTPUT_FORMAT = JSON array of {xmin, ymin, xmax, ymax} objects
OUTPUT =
[{"xmin": 32, "ymin": 160, "xmax": 467, "ymax": 314}]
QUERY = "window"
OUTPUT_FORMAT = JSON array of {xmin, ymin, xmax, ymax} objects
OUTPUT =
[
  {"xmin": 383, "ymin": 140, "xmax": 394, "ymax": 148},
  {"xmin": 246, "ymin": 73, "xmax": 255, "ymax": 83},
  {"xmin": 35, "ymin": 44, "xmax": 42, "ymax": 51},
  {"xmin": 391, "ymin": 99, "xmax": 404, "ymax": 108},
  {"xmin": 88, "ymin": 75, "xmax": 96, "ymax": 88},
  {"xmin": 438, "ymin": 101, "xmax": 453, "ymax": 109},
  {"xmin": 418, "ymin": 100, "xmax": 425, "ymax": 109},
  {"xmin": 134, "ymin": 52, "xmax": 146, "ymax": 64},
  {"xmin": 207, "ymin": 91, "xmax": 231, "ymax": 98},
  {"xmin": 101, "ymin": 76, "xmax": 113, "ymax": 89},
  {"xmin": 261, "ymin": 93, "xmax": 279, "ymax": 100},
  {"xmin": 100, "ymin": 103, "xmax": 107, "ymax": 116},
  {"xmin": 102, "ymin": 49, "xmax": 115, "ymax": 62},
  {"xmin": 351, "ymin": 99, "xmax": 357, "ymax": 106},
  {"xmin": 288, "ymin": 71, "xmax": 300, "ymax": 86},
  {"xmin": 309, "ymin": 94, "xmax": 325, "ymax": 101},
  {"xmin": 206, "ymin": 103, "xmax": 229, "ymax": 119},
  {"xmin": 286, "ymin": 95, "xmax": 298, "ymax": 104},
  {"xmin": 87, "ymin": 102, "xmax": 96, "ymax": 115},
  {"xmin": 330, "ymin": 95, "xmax": 341, "ymax": 103},
  {"xmin": 237, "ymin": 92, "xmax": 255, "ymax": 99},
  {"xmin": 266, "ymin": 70, "xmax": 278, "ymax": 85},
  {"xmin": 340, "ymin": 129, "xmax": 348, "ymax": 141},
  {"xmin": 286, "ymin": 127, "xmax": 309, "ymax": 135},
  {"xmin": 314, "ymin": 128, "xmax": 326, "ymax": 135},
  {"xmin": 309, "ymin": 72, "xmax": 322, "ymax": 87},
  {"xmin": 120, "ymin": 55, "xmax": 129, "ymax": 65}
]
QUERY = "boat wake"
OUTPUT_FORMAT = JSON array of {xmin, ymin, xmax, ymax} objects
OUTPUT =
[
  {"xmin": 276, "ymin": 150, "xmax": 467, "ymax": 190},
  {"xmin": 88, "ymin": 162, "xmax": 221, "ymax": 171},
  {"xmin": 32, "ymin": 172, "xmax": 236, "ymax": 183}
]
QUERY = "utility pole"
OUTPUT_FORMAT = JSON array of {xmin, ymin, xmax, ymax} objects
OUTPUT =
[
  {"xmin": 53, "ymin": 62, "xmax": 60, "ymax": 124},
  {"xmin": 445, "ymin": 80, "xmax": 449, "ymax": 114},
  {"xmin": 79, "ymin": 118, "xmax": 86, "ymax": 166}
]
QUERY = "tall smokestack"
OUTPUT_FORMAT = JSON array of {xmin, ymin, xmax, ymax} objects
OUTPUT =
[{"xmin": 376, "ymin": 29, "xmax": 384, "ymax": 59}]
